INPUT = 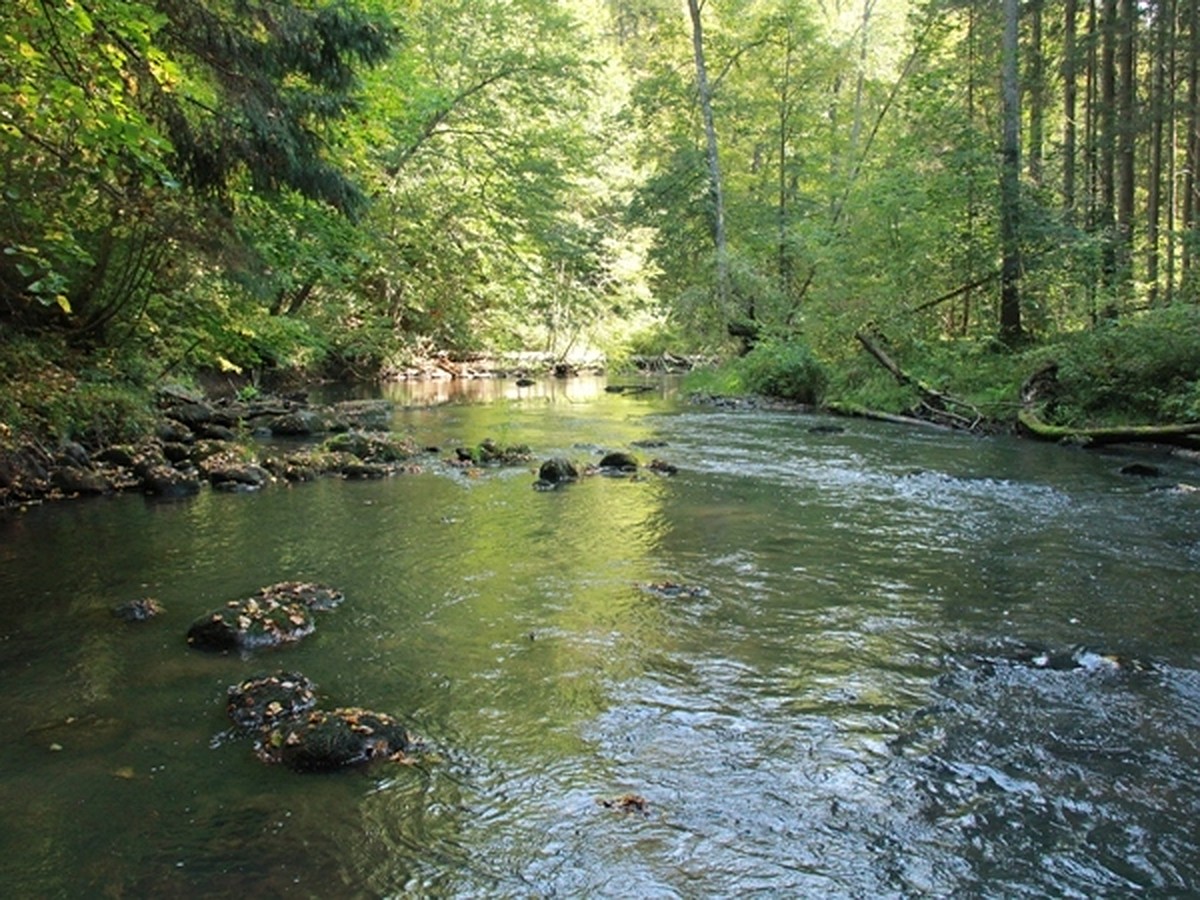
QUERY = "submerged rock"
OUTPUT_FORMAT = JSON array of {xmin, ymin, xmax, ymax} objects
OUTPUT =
[
  {"xmin": 1119, "ymin": 463, "xmax": 1162, "ymax": 478},
  {"xmin": 113, "ymin": 597, "xmax": 164, "ymax": 622},
  {"xmin": 960, "ymin": 640, "xmax": 1153, "ymax": 675},
  {"xmin": 186, "ymin": 581, "xmax": 344, "ymax": 651},
  {"xmin": 638, "ymin": 581, "xmax": 709, "ymax": 599},
  {"xmin": 597, "ymin": 793, "xmax": 650, "ymax": 816},
  {"xmin": 1015, "ymin": 645, "xmax": 1153, "ymax": 673},
  {"xmin": 256, "ymin": 707, "xmax": 415, "ymax": 771},
  {"xmin": 648, "ymin": 458, "xmax": 678, "ymax": 475}
]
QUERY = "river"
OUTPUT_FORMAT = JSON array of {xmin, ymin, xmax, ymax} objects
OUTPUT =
[{"xmin": 1, "ymin": 376, "xmax": 1197, "ymax": 897}]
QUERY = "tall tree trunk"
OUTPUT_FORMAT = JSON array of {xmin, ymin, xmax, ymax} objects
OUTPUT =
[
  {"xmin": 1000, "ymin": 0, "xmax": 1023, "ymax": 343},
  {"xmin": 1027, "ymin": 0, "xmax": 1046, "ymax": 185},
  {"xmin": 777, "ymin": 23, "xmax": 795, "ymax": 300},
  {"xmin": 1085, "ymin": 0, "xmax": 1100, "ymax": 319},
  {"xmin": 1147, "ymin": 0, "xmax": 1171, "ymax": 306},
  {"xmin": 685, "ymin": 0, "xmax": 733, "ymax": 324},
  {"xmin": 1166, "ymin": 0, "xmax": 1179, "ymax": 303},
  {"xmin": 1063, "ymin": 0, "xmax": 1078, "ymax": 222},
  {"xmin": 849, "ymin": 0, "xmax": 876, "ymax": 161},
  {"xmin": 1115, "ymin": 0, "xmax": 1136, "ymax": 309},
  {"xmin": 1186, "ymin": 0, "xmax": 1200, "ymax": 292},
  {"xmin": 962, "ymin": 0, "xmax": 978, "ymax": 334},
  {"xmin": 1098, "ymin": 0, "xmax": 1118, "ymax": 316}
]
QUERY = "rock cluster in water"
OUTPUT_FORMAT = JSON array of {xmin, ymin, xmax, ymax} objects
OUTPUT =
[
  {"xmin": 225, "ymin": 671, "xmax": 417, "ymax": 772},
  {"xmin": 532, "ymin": 446, "xmax": 681, "ymax": 490},
  {"xmin": 187, "ymin": 584, "xmax": 422, "ymax": 772},
  {"xmin": 0, "ymin": 387, "xmax": 424, "ymax": 506}
]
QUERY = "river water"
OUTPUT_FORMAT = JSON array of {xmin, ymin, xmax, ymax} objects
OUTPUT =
[{"xmin": 1, "ymin": 377, "xmax": 1198, "ymax": 897}]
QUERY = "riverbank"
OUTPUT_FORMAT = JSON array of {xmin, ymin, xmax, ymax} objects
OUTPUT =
[{"xmin": 3, "ymin": 308, "xmax": 1199, "ymax": 508}]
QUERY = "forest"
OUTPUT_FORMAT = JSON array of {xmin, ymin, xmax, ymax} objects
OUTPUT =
[{"xmin": 2, "ymin": 0, "xmax": 1199, "ymax": 447}]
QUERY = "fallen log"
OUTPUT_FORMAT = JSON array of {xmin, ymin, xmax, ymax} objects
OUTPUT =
[
  {"xmin": 853, "ymin": 327, "xmax": 982, "ymax": 430},
  {"xmin": 1018, "ymin": 363, "xmax": 1200, "ymax": 447},
  {"xmin": 826, "ymin": 401, "xmax": 952, "ymax": 430},
  {"xmin": 1017, "ymin": 408, "xmax": 1200, "ymax": 448}
]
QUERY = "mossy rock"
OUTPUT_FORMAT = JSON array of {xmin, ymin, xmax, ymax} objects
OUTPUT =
[
  {"xmin": 226, "ymin": 672, "xmax": 318, "ymax": 730},
  {"xmin": 322, "ymin": 430, "xmax": 419, "ymax": 463},
  {"xmin": 269, "ymin": 409, "xmax": 329, "ymax": 436},
  {"xmin": 257, "ymin": 707, "xmax": 414, "ymax": 771},
  {"xmin": 186, "ymin": 581, "xmax": 343, "ymax": 651},
  {"xmin": 187, "ymin": 599, "xmax": 314, "ymax": 651},
  {"xmin": 455, "ymin": 438, "xmax": 533, "ymax": 466}
]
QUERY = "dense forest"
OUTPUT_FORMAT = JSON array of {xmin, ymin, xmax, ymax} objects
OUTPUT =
[{"xmin": 1, "ymin": 0, "xmax": 1199, "ymax": 447}]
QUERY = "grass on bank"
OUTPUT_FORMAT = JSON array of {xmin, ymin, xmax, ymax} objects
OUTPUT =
[
  {"xmin": 2, "ymin": 306, "xmax": 1197, "ymax": 451},
  {"xmin": 684, "ymin": 305, "xmax": 1200, "ymax": 430}
]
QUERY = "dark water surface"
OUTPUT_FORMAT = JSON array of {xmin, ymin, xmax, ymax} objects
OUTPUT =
[{"xmin": 2, "ymin": 378, "xmax": 1198, "ymax": 897}]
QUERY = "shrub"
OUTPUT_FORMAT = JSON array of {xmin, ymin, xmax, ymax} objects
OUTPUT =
[
  {"xmin": 1048, "ymin": 306, "xmax": 1200, "ymax": 425},
  {"xmin": 736, "ymin": 341, "xmax": 828, "ymax": 404}
]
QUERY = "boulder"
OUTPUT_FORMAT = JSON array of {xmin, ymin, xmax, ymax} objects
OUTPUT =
[
  {"xmin": 598, "ymin": 451, "xmax": 639, "ymax": 471},
  {"xmin": 155, "ymin": 420, "xmax": 194, "ymax": 444},
  {"xmin": 256, "ymin": 707, "xmax": 414, "ymax": 771},
  {"xmin": 269, "ymin": 409, "xmax": 328, "ymax": 436},
  {"xmin": 329, "ymin": 400, "xmax": 395, "ymax": 431},
  {"xmin": 186, "ymin": 582, "xmax": 344, "ymax": 652},
  {"xmin": 261, "ymin": 454, "xmax": 320, "ymax": 483},
  {"xmin": 226, "ymin": 672, "xmax": 318, "ymax": 730},
  {"xmin": 538, "ymin": 457, "xmax": 579, "ymax": 484},
  {"xmin": 52, "ymin": 467, "xmax": 111, "ymax": 495},
  {"xmin": 195, "ymin": 423, "xmax": 239, "ymax": 442},
  {"xmin": 160, "ymin": 442, "xmax": 192, "ymax": 464},
  {"xmin": 322, "ymin": 431, "xmax": 419, "ymax": 463},
  {"xmin": 94, "ymin": 445, "xmax": 138, "ymax": 468},
  {"xmin": 340, "ymin": 462, "xmax": 389, "ymax": 479},
  {"xmin": 165, "ymin": 401, "xmax": 216, "ymax": 428},
  {"xmin": 142, "ymin": 465, "xmax": 203, "ymax": 498},
  {"xmin": 203, "ymin": 460, "xmax": 272, "ymax": 490},
  {"xmin": 57, "ymin": 442, "xmax": 91, "ymax": 468}
]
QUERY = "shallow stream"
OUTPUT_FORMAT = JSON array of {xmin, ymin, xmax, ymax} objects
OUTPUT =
[{"xmin": 1, "ymin": 377, "xmax": 1198, "ymax": 897}]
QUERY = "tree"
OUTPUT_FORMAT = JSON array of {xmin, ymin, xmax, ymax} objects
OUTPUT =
[
  {"xmin": 0, "ymin": 0, "xmax": 398, "ymax": 354},
  {"xmin": 999, "ymin": 0, "xmax": 1023, "ymax": 342},
  {"xmin": 685, "ymin": 0, "xmax": 734, "ymax": 334}
]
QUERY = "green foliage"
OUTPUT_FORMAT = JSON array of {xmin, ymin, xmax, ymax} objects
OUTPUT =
[
  {"xmin": 683, "ymin": 339, "xmax": 828, "ymax": 404},
  {"xmin": 1042, "ymin": 307, "xmax": 1200, "ymax": 426},
  {"xmin": 0, "ymin": 336, "xmax": 156, "ymax": 446},
  {"xmin": 155, "ymin": 0, "xmax": 398, "ymax": 216},
  {"xmin": 736, "ymin": 340, "xmax": 829, "ymax": 404},
  {"xmin": 682, "ymin": 363, "xmax": 745, "ymax": 397}
]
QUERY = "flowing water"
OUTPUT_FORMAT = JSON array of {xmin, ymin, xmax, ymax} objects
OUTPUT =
[{"xmin": 1, "ymin": 377, "xmax": 1198, "ymax": 898}]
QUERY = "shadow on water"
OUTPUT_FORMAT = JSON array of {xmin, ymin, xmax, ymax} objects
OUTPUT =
[{"xmin": 1, "ymin": 379, "xmax": 1198, "ymax": 896}]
